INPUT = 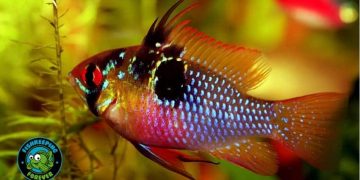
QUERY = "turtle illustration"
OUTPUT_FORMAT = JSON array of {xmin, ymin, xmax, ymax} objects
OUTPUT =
[{"xmin": 26, "ymin": 150, "xmax": 54, "ymax": 173}]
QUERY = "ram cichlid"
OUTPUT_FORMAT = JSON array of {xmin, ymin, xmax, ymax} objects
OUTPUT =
[{"xmin": 68, "ymin": 0, "xmax": 346, "ymax": 179}]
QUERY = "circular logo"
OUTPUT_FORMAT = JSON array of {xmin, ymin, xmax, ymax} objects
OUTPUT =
[{"xmin": 17, "ymin": 137, "xmax": 62, "ymax": 180}]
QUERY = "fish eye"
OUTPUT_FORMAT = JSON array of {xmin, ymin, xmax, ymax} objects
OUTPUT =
[
  {"xmin": 34, "ymin": 154, "xmax": 41, "ymax": 161},
  {"xmin": 81, "ymin": 63, "xmax": 103, "ymax": 88},
  {"xmin": 29, "ymin": 155, "xmax": 33, "ymax": 159}
]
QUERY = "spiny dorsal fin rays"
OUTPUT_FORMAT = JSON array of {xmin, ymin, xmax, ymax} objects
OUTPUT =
[
  {"xmin": 158, "ymin": 0, "xmax": 185, "ymax": 30},
  {"xmin": 143, "ymin": 0, "xmax": 199, "ymax": 47},
  {"xmin": 168, "ymin": 25, "xmax": 271, "ymax": 93},
  {"xmin": 131, "ymin": 1, "xmax": 199, "ymax": 80},
  {"xmin": 166, "ymin": 2, "xmax": 200, "ymax": 29}
]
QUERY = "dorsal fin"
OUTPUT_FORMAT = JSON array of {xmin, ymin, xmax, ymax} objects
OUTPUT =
[
  {"xmin": 130, "ymin": 0, "xmax": 199, "ymax": 80},
  {"xmin": 168, "ymin": 25, "xmax": 270, "ymax": 93},
  {"xmin": 133, "ymin": 0, "xmax": 270, "ymax": 93},
  {"xmin": 159, "ymin": 1, "xmax": 271, "ymax": 93},
  {"xmin": 143, "ymin": 0, "xmax": 200, "ymax": 48}
]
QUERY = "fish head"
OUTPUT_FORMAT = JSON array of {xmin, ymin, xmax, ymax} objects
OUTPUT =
[
  {"xmin": 68, "ymin": 47, "xmax": 145, "ymax": 117},
  {"xmin": 68, "ymin": 0, "xmax": 194, "ymax": 141}
]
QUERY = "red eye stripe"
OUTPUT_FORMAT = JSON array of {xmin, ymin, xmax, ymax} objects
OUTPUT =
[
  {"xmin": 92, "ymin": 66, "xmax": 103, "ymax": 86},
  {"xmin": 80, "ymin": 64, "xmax": 103, "ymax": 87},
  {"xmin": 81, "ymin": 67, "xmax": 87, "ymax": 86}
]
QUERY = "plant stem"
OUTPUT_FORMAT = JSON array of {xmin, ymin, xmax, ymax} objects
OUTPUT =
[
  {"xmin": 51, "ymin": 0, "xmax": 70, "ymax": 178},
  {"xmin": 52, "ymin": 0, "xmax": 66, "ymax": 131}
]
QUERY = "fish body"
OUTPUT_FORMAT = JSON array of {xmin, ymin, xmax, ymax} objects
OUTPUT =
[
  {"xmin": 69, "ymin": 0, "xmax": 345, "ymax": 179},
  {"xmin": 111, "ymin": 67, "xmax": 275, "ymax": 150}
]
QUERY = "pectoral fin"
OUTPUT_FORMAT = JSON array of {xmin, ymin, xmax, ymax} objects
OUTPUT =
[{"xmin": 132, "ymin": 143, "xmax": 217, "ymax": 180}]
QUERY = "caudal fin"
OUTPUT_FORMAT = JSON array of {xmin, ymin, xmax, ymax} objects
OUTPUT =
[{"xmin": 271, "ymin": 93, "xmax": 346, "ymax": 170}]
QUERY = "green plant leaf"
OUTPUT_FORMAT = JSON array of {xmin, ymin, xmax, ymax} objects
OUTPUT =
[
  {"xmin": 0, "ymin": 131, "xmax": 41, "ymax": 144},
  {"xmin": 6, "ymin": 115, "xmax": 61, "ymax": 127},
  {"xmin": 0, "ymin": 150, "xmax": 18, "ymax": 158}
]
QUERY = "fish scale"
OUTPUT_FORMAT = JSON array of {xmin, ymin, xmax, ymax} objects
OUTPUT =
[{"xmin": 135, "ymin": 65, "xmax": 275, "ymax": 150}]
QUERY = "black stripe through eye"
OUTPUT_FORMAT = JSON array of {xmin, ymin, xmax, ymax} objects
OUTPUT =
[
  {"xmin": 86, "ymin": 63, "xmax": 97, "ymax": 87},
  {"xmin": 84, "ymin": 63, "xmax": 101, "ymax": 116}
]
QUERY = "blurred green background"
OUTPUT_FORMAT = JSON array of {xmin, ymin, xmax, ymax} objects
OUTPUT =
[{"xmin": 0, "ymin": 0, "xmax": 358, "ymax": 179}]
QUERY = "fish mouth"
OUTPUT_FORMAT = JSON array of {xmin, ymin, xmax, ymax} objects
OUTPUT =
[
  {"xmin": 67, "ymin": 73, "xmax": 87, "ymax": 102},
  {"xmin": 67, "ymin": 73, "xmax": 76, "ymax": 87}
]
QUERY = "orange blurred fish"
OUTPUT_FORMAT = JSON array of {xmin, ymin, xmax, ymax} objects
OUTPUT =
[{"xmin": 68, "ymin": 0, "xmax": 345, "ymax": 179}]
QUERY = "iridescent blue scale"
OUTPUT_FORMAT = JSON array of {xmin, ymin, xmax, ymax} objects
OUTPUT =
[{"xmin": 145, "ymin": 66, "xmax": 272, "ymax": 149}]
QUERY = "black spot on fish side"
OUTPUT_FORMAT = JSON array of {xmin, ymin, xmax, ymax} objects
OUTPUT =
[{"xmin": 154, "ymin": 60, "xmax": 186, "ymax": 104}]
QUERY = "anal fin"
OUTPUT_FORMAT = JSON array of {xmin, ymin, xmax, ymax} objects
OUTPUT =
[
  {"xmin": 132, "ymin": 143, "xmax": 217, "ymax": 180},
  {"xmin": 209, "ymin": 138, "xmax": 278, "ymax": 176}
]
